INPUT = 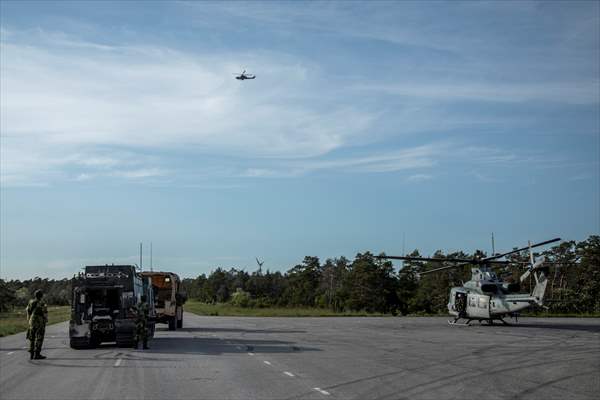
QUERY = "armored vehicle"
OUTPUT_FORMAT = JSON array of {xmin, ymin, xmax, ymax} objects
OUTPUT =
[
  {"xmin": 70, "ymin": 265, "xmax": 155, "ymax": 348},
  {"xmin": 141, "ymin": 271, "xmax": 186, "ymax": 330}
]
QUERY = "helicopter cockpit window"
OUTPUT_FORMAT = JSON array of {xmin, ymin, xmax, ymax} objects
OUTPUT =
[
  {"xmin": 481, "ymin": 284, "xmax": 498, "ymax": 294},
  {"xmin": 482, "ymin": 271, "xmax": 497, "ymax": 281}
]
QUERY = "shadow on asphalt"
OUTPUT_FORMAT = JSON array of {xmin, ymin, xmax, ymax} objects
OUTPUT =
[
  {"xmin": 496, "ymin": 322, "xmax": 600, "ymax": 333},
  {"xmin": 41, "ymin": 337, "xmax": 319, "ymax": 360},
  {"xmin": 166, "ymin": 327, "xmax": 307, "ymax": 334},
  {"xmin": 149, "ymin": 337, "xmax": 320, "ymax": 355},
  {"xmin": 29, "ymin": 337, "xmax": 321, "ymax": 368}
]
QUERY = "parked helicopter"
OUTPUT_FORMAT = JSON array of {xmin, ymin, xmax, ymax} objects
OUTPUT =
[
  {"xmin": 233, "ymin": 70, "xmax": 256, "ymax": 80},
  {"xmin": 377, "ymin": 238, "xmax": 561, "ymax": 325}
]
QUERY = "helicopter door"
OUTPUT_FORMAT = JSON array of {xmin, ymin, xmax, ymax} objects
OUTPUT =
[
  {"xmin": 455, "ymin": 292, "xmax": 467, "ymax": 316},
  {"xmin": 466, "ymin": 294, "xmax": 490, "ymax": 319}
]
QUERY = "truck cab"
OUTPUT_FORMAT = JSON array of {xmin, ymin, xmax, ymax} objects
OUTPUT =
[{"xmin": 141, "ymin": 271, "xmax": 186, "ymax": 330}]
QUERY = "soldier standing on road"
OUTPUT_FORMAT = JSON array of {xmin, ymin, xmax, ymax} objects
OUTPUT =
[
  {"xmin": 133, "ymin": 295, "xmax": 150, "ymax": 350},
  {"xmin": 26, "ymin": 290, "xmax": 48, "ymax": 360}
]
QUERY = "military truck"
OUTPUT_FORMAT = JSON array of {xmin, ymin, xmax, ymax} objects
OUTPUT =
[
  {"xmin": 141, "ymin": 271, "xmax": 186, "ymax": 330},
  {"xmin": 69, "ymin": 265, "xmax": 155, "ymax": 349}
]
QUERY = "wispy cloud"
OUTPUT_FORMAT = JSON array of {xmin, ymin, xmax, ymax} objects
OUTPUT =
[
  {"xmin": 2, "ymin": 1, "xmax": 596, "ymax": 188},
  {"xmin": 406, "ymin": 173, "xmax": 433, "ymax": 182},
  {"xmin": 353, "ymin": 81, "xmax": 599, "ymax": 105},
  {"xmin": 113, "ymin": 168, "xmax": 167, "ymax": 179},
  {"xmin": 1, "ymin": 30, "xmax": 378, "ymax": 185}
]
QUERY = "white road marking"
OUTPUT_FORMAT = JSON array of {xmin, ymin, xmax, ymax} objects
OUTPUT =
[
  {"xmin": 114, "ymin": 358, "xmax": 122, "ymax": 367},
  {"xmin": 283, "ymin": 371, "xmax": 295, "ymax": 377},
  {"xmin": 314, "ymin": 388, "xmax": 331, "ymax": 396},
  {"xmin": 248, "ymin": 352, "xmax": 255, "ymax": 356},
  {"xmin": 7, "ymin": 352, "xmax": 14, "ymax": 355},
  {"xmin": 263, "ymin": 360, "xmax": 272, "ymax": 366}
]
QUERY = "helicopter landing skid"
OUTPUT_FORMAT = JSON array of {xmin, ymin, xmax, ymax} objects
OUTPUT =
[{"xmin": 448, "ymin": 317, "xmax": 472, "ymax": 326}]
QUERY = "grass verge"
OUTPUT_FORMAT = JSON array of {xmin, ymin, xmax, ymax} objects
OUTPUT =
[
  {"xmin": 0, "ymin": 306, "xmax": 70, "ymax": 337},
  {"xmin": 184, "ymin": 300, "xmax": 389, "ymax": 317}
]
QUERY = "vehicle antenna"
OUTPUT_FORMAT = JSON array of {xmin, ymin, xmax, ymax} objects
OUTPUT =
[
  {"xmin": 140, "ymin": 242, "xmax": 143, "ymax": 270},
  {"xmin": 402, "ymin": 232, "xmax": 406, "ymax": 269},
  {"xmin": 151, "ymin": 242, "xmax": 153, "ymax": 272},
  {"xmin": 491, "ymin": 232, "xmax": 495, "ymax": 256}
]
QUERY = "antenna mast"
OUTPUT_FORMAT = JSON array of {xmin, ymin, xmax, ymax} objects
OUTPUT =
[
  {"xmin": 402, "ymin": 232, "xmax": 406, "ymax": 269},
  {"xmin": 139, "ymin": 242, "xmax": 143, "ymax": 270},
  {"xmin": 150, "ymin": 242, "xmax": 153, "ymax": 272}
]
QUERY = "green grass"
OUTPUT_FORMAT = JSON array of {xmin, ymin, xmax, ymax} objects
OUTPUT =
[
  {"xmin": 184, "ymin": 300, "xmax": 389, "ymax": 317},
  {"xmin": 0, "ymin": 306, "xmax": 71, "ymax": 337}
]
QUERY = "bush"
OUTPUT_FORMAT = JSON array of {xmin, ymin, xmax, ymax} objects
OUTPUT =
[{"xmin": 230, "ymin": 288, "xmax": 251, "ymax": 308}]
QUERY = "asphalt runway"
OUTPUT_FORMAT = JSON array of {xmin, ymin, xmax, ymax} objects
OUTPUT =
[{"xmin": 1, "ymin": 314, "xmax": 599, "ymax": 400}]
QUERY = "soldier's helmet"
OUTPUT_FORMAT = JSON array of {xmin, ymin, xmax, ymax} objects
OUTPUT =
[
  {"xmin": 34, "ymin": 289, "xmax": 43, "ymax": 299},
  {"xmin": 140, "ymin": 295, "xmax": 147, "ymax": 302}
]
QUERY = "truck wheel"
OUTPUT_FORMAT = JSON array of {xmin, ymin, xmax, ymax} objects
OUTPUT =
[
  {"xmin": 69, "ymin": 337, "xmax": 91, "ymax": 349},
  {"xmin": 168, "ymin": 317, "xmax": 176, "ymax": 331},
  {"xmin": 177, "ymin": 316, "xmax": 183, "ymax": 329},
  {"xmin": 116, "ymin": 333, "xmax": 134, "ymax": 348},
  {"xmin": 90, "ymin": 334, "xmax": 101, "ymax": 348}
]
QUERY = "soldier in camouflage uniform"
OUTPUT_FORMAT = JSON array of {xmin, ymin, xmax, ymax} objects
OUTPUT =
[
  {"xmin": 133, "ymin": 295, "xmax": 150, "ymax": 350},
  {"xmin": 26, "ymin": 290, "xmax": 48, "ymax": 360}
]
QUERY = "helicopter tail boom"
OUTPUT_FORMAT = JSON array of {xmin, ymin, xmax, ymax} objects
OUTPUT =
[{"xmin": 531, "ymin": 269, "xmax": 549, "ymax": 306}]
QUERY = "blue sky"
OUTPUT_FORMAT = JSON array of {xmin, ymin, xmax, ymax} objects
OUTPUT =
[{"xmin": 1, "ymin": 1, "xmax": 598, "ymax": 279}]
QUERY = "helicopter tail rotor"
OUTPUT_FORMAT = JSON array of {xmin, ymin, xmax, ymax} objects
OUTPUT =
[
  {"xmin": 520, "ymin": 255, "xmax": 546, "ymax": 283},
  {"xmin": 519, "ymin": 253, "xmax": 549, "ymax": 305},
  {"xmin": 531, "ymin": 265, "xmax": 549, "ymax": 305}
]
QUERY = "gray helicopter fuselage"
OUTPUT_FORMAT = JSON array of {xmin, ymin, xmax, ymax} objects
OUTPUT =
[{"xmin": 447, "ymin": 267, "xmax": 547, "ymax": 320}]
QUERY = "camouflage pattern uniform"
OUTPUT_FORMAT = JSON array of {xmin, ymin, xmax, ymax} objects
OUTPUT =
[
  {"xmin": 26, "ymin": 291, "xmax": 48, "ymax": 359},
  {"xmin": 133, "ymin": 298, "xmax": 149, "ymax": 349}
]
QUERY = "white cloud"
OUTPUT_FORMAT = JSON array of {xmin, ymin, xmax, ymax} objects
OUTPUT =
[
  {"xmin": 353, "ymin": 81, "xmax": 600, "ymax": 105},
  {"xmin": 406, "ymin": 173, "xmax": 432, "ymax": 182},
  {"xmin": 113, "ymin": 168, "xmax": 167, "ymax": 179},
  {"xmin": 291, "ymin": 144, "xmax": 441, "ymax": 173},
  {"xmin": 0, "ymin": 31, "xmax": 379, "ymax": 185},
  {"xmin": 74, "ymin": 173, "xmax": 93, "ymax": 181}
]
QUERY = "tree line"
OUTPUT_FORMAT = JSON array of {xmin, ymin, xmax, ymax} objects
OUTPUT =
[
  {"xmin": 182, "ymin": 235, "xmax": 599, "ymax": 314},
  {"xmin": 1, "ymin": 235, "xmax": 598, "ymax": 314}
]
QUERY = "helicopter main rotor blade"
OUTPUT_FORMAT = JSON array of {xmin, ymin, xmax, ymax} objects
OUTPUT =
[
  {"xmin": 377, "ymin": 255, "xmax": 509, "ymax": 265},
  {"xmin": 410, "ymin": 260, "xmax": 510, "ymax": 275},
  {"xmin": 419, "ymin": 262, "xmax": 470, "ymax": 275},
  {"xmin": 375, "ymin": 255, "xmax": 473, "ymax": 263},
  {"xmin": 483, "ymin": 238, "xmax": 561, "ymax": 261}
]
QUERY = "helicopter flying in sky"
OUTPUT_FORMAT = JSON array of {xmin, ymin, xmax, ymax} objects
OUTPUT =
[
  {"xmin": 233, "ymin": 70, "xmax": 256, "ymax": 80},
  {"xmin": 377, "ymin": 237, "xmax": 561, "ymax": 325}
]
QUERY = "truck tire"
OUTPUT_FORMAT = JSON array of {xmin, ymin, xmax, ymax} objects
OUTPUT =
[
  {"xmin": 116, "ymin": 333, "xmax": 135, "ymax": 348},
  {"xmin": 69, "ymin": 337, "xmax": 91, "ymax": 349},
  {"xmin": 168, "ymin": 316, "xmax": 176, "ymax": 331}
]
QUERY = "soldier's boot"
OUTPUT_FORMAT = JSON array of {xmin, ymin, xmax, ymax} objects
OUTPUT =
[
  {"xmin": 132, "ymin": 340, "xmax": 139, "ymax": 349},
  {"xmin": 29, "ymin": 350, "xmax": 34, "ymax": 360},
  {"xmin": 142, "ymin": 338, "xmax": 149, "ymax": 350},
  {"xmin": 34, "ymin": 352, "xmax": 46, "ymax": 360}
]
